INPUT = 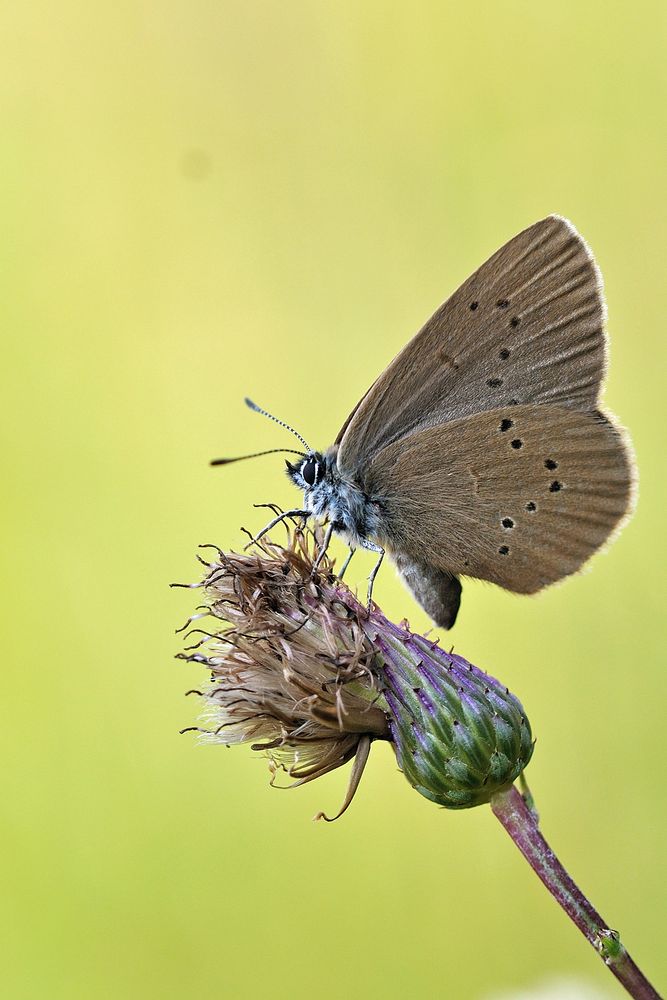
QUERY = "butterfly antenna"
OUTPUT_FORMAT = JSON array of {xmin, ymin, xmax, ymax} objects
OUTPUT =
[
  {"xmin": 244, "ymin": 397, "xmax": 311, "ymax": 451},
  {"xmin": 210, "ymin": 448, "xmax": 305, "ymax": 467}
]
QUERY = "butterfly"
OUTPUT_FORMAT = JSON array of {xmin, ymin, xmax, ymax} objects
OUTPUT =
[{"xmin": 216, "ymin": 216, "xmax": 636, "ymax": 629}]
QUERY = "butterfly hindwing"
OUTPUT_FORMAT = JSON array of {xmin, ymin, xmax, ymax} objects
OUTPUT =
[{"xmin": 362, "ymin": 405, "xmax": 634, "ymax": 597}]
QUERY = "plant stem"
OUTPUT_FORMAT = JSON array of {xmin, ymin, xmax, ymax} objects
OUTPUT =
[{"xmin": 490, "ymin": 785, "xmax": 661, "ymax": 1000}]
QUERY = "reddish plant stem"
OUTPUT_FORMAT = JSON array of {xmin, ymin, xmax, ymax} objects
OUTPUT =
[{"xmin": 490, "ymin": 785, "xmax": 661, "ymax": 1000}]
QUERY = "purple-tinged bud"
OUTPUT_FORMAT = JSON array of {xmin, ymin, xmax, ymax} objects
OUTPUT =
[{"xmin": 363, "ymin": 621, "xmax": 534, "ymax": 808}]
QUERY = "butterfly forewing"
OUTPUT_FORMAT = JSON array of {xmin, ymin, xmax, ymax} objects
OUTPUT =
[
  {"xmin": 337, "ymin": 215, "xmax": 606, "ymax": 474},
  {"xmin": 363, "ymin": 405, "xmax": 633, "ymax": 593}
]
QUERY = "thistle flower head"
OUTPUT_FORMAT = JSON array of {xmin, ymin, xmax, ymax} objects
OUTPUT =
[{"xmin": 175, "ymin": 523, "xmax": 534, "ymax": 818}]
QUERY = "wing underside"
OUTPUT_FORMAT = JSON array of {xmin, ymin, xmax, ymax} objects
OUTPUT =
[
  {"xmin": 365, "ymin": 405, "xmax": 634, "ymax": 593},
  {"xmin": 337, "ymin": 216, "xmax": 607, "ymax": 474}
]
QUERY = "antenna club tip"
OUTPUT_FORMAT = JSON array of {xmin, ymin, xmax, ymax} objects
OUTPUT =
[{"xmin": 241, "ymin": 397, "xmax": 311, "ymax": 452}]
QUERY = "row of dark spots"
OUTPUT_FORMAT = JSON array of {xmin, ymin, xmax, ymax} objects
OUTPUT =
[
  {"xmin": 487, "ymin": 344, "xmax": 513, "ymax": 385},
  {"xmin": 495, "ymin": 448, "xmax": 562, "ymax": 553},
  {"xmin": 469, "ymin": 298, "xmax": 521, "ymax": 328},
  {"xmin": 498, "ymin": 484, "xmax": 560, "ymax": 554},
  {"xmin": 512, "ymin": 448, "xmax": 564, "ymax": 491},
  {"xmin": 499, "ymin": 416, "xmax": 523, "ymax": 451},
  {"xmin": 544, "ymin": 457, "xmax": 563, "ymax": 491},
  {"xmin": 468, "ymin": 298, "xmax": 519, "ymax": 387},
  {"xmin": 500, "ymin": 423, "xmax": 563, "ymax": 481},
  {"xmin": 494, "ymin": 412, "xmax": 564, "ymax": 554},
  {"xmin": 499, "ymin": 514, "xmax": 514, "ymax": 555}
]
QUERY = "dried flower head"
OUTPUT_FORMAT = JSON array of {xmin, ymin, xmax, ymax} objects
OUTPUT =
[{"xmin": 175, "ymin": 523, "xmax": 534, "ymax": 819}]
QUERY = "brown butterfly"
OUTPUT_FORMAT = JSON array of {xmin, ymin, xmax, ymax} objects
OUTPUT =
[{"xmin": 216, "ymin": 216, "xmax": 636, "ymax": 628}]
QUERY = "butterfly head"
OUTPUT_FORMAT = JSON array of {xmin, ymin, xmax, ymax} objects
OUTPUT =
[{"xmin": 286, "ymin": 452, "xmax": 327, "ymax": 491}]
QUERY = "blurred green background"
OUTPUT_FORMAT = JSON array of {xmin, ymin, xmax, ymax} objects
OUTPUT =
[{"xmin": 2, "ymin": 2, "xmax": 665, "ymax": 998}]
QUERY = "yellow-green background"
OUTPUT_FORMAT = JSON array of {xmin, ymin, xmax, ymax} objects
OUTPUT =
[{"xmin": 3, "ymin": 3, "xmax": 665, "ymax": 998}]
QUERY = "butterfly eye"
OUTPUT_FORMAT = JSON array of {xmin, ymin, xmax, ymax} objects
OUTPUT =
[{"xmin": 301, "ymin": 458, "xmax": 318, "ymax": 486}]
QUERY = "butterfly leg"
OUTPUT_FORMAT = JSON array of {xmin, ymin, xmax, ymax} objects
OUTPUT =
[
  {"xmin": 243, "ymin": 508, "xmax": 310, "ymax": 550},
  {"xmin": 338, "ymin": 546, "xmax": 356, "ymax": 580},
  {"xmin": 361, "ymin": 539, "xmax": 385, "ymax": 610},
  {"xmin": 312, "ymin": 522, "xmax": 335, "ymax": 571}
]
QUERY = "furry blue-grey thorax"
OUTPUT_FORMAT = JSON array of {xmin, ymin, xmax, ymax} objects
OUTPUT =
[{"xmin": 285, "ymin": 448, "xmax": 382, "ymax": 547}]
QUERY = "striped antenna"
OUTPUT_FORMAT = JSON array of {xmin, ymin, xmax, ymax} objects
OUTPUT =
[
  {"xmin": 210, "ymin": 448, "xmax": 305, "ymax": 467},
  {"xmin": 244, "ymin": 397, "xmax": 311, "ymax": 451}
]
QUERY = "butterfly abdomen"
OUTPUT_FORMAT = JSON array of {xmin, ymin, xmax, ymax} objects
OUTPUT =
[{"xmin": 394, "ymin": 554, "xmax": 462, "ymax": 630}]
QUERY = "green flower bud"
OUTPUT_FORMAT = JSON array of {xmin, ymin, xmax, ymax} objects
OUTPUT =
[{"xmin": 364, "ymin": 624, "xmax": 534, "ymax": 808}]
